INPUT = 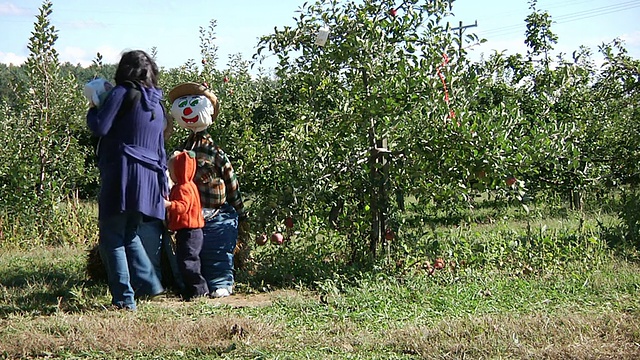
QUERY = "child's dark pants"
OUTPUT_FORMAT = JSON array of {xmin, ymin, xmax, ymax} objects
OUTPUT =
[{"xmin": 175, "ymin": 228, "xmax": 209, "ymax": 299}]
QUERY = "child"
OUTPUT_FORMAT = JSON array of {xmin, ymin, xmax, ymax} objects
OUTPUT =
[
  {"xmin": 83, "ymin": 78, "xmax": 114, "ymax": 158},
  {"xmin": 164, "ymin": 150, "xmax": 209, "ymax": 300},
  {"xmin": 83, "ymin": 77, "xmax": 113, "ymax": 107}
]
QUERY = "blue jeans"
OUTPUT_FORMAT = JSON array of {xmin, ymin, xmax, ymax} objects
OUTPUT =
[
  {"xmin": 200, "ymin": 204, "xmax": 238, "ymax": 293},
  {"xmin": 99, "ymin": 211, "xmax": 164, "ymax": 310},
  {"xmin": 138, "ymin": 218, "xmax": 185, "ymax": 292},
  {"xmin": 138, "ymin": 219, "xmax": 163, "ymax": 283}
]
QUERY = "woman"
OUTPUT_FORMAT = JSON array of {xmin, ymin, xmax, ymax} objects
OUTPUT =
[{"xmin": 86, "ymin": 50, "xmax": 166, "ymax": 310}]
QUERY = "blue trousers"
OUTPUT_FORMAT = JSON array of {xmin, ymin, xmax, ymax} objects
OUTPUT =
[
  {"xmin": 138, "ymin": 218, "xmax": 184, "ymax": 292},
  {"xmin": 200, "ymin": 204, "xmax": 238, "ymax": 293},
  {"xmin": 138, "ymin": 219, "xmax": 163, "ymax": 283},
  {"xmin": 99, "ymin": 211, "xmax": 164, "ymax": 310}
]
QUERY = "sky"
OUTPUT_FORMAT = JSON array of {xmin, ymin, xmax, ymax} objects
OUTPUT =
[{"xmin": 0, "ymin": 0, "xmax": 639, "ymax": 71}]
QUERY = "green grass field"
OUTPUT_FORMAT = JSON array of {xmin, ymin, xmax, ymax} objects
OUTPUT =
[{"xmin": 1, "ymin": 208, "xmax": 640, "ymax": 359}]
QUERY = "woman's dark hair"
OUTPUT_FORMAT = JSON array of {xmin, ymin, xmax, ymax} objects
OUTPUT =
[{"xmin": 114, "ymin": 50, "xmax": 159, "ymax": 88}]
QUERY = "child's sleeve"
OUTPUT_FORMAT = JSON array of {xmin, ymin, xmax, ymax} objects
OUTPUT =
[{"xmin": 167, "ymin": 186, "xmax": 191, "ymax": 215}]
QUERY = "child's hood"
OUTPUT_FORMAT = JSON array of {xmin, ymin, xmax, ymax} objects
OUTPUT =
[{"xmin": 171, "ymin": 151, "xmax": 197, "ymax": 185}]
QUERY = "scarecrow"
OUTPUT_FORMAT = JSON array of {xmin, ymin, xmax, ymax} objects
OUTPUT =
[{"xmin": 167, "ymin": 82, "xmax": 249, "ymax": 298}]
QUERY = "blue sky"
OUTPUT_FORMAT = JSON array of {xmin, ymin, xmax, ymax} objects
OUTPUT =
[{"xmin": 0, "ymin": 0, "xmax": 638, "ymax": 70}]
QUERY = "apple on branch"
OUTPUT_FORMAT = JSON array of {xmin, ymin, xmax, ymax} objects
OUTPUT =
[
  {"xmin": 255, "ymin": 233, "xmax": 268, "ymax": 246},
  {"xmin": 270, "ymin": 232, "xmax": 284, "ymax": 245},
  {"xmin": 384, "ymin": 228, "xmax": 394, "ymax": 241},
  {"xmin": 285, "ymin": 217, "xmax": 294, "ymax": 229}
]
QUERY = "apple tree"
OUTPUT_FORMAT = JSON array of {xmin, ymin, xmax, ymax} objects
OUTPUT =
[
  {"xmin": 251, "ymin": 0, "xmax": 489, "ymax": 261},
  {"xmin": 490, "ymin": 1, "xmax": 635, "ymax": 211},
  {"xmin": 0, "ymin": 1, "xmax": 91, "ymax": 244}
]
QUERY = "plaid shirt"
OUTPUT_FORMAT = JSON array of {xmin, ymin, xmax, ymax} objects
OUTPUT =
[{"xmin": 183, "ymin": 131, "xmax": 246, "ymax": 219}]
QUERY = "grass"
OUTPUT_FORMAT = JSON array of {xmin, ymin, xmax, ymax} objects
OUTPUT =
[
  {"xmin": 1, "ymin": 200, "xmax": 640, "ymax": 359},
  {"xmin": 1, "ymin": 245, "xmax": 639, "ymax": 358}
]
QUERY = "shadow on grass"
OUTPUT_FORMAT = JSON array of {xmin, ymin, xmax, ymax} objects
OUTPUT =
[{"xmin": 0, "ymin": 264, "xmax": 100, "ymax": 316}]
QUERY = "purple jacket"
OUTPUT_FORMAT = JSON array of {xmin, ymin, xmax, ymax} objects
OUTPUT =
[{"xmin": 87, "ymin": 83, "xmax": 168, "ymax": 221}]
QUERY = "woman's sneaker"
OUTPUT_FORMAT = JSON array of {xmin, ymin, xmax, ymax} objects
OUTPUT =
[{"xmin": 210, "ymin": 288, "xmax": 231, "ymax": 298}]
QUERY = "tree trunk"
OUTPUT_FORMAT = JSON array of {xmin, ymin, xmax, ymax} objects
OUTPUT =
[{"xmin": 570, "ymin": 189, "xmax": 583, "ymax": 211}]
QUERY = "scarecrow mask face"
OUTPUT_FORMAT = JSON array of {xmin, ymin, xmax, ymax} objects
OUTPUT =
[{"xmin": 170, "ymin": 94, "xmax": 214, "ymax": 133}]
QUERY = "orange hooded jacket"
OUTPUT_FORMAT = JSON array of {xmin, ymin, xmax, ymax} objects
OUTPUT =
[{"xmin": 166, "ymin": 151, "xmax": 205, "ymax": 231}]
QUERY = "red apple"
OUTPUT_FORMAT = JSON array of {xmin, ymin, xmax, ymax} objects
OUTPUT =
[
  {"xmin": 270, "ymin": 232, "xmax": 284, "ymax": 245},
  {"xmin": 223, "ymin": 76, "xmax": 229, "ymax": 83},
  {"xmin": 434, "ymin": 258, "xmax": 445, "ymax": 270},
  {"xmin": 506, "ymin": 177, "xmax": 517, "ymax": 186},
  {"xmin": 285, "ymin": 217, "xmax": 294, "ymax": 228},
  {"xmin": 384, "ymin": 228, "xmax": 394, "ymax": 241},
  {"xmin": 201, "ymin": 59, "xmax": 207, "ymax": 65},
  {"xmin": 255, "ymin": 233, "xmax": 268, "ymax": 246},
  {"xmin": 389, "ymin": 8, "xmax": 397, "ymax": 17}
]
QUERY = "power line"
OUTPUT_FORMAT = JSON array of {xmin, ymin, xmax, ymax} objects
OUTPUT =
[
  {"xmin": 554, "ymin": 1, "xmax": 640, "ymax": 22},
  {"xmin": 537, "ymin": 0, "xmax": 599, "ymax": 11},
  {"xmin": 476, "ymin": 0, "xmax": 640, "ymax": 39},
  {"xmin": 556, "ymin": 4, "xmax": 640, "ymax": 24},
  {"xmin": 553, "ymin": 0, "xmax": 640, "ymax": 22},
  {"xmin": 455, "ymin": 0, "xmax": 597, "ymax": 23},
  {"xmin": 481, "ymin": 0, "xmax": 640, "ymax": 35}
]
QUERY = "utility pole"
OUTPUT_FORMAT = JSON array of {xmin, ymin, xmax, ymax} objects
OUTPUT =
[{"xmin": 451, "ymin": 20, "xmax": 478, "ymax": 53}]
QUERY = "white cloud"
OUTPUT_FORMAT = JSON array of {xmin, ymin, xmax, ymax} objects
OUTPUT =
[
  {"xmin": 54, "ymin": 45, "xmax": 125, "ymax": 67},
  {"xmin": 58, "ymin": 46, "xmax": 91, "ymax": 66},
  {"xmin": 0, "ymin": 51, "xmax": 26, "ymax": 65},
  {"xmin": 0, "ymin": 46, "xmax": 126, "ymax": 68},
  {"xmin": 0, "ymin": 2, "xmax": 27, "ymax": 15},
  {"xmin": 621, "ymin": 31, "xmax": 640, "ymax": 46},
  {"xmin": 95, "ymin": 46, "xmax": 125, "ymax": 64}
]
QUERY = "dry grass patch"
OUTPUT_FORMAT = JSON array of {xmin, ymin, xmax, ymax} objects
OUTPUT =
[
  {"xmin": 0, "ymin": 308, "xmax": 280, "ymax": 358},
  {"xmin": 388, "ymin": 310, "xmax": 640, "ymax": 359}
]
